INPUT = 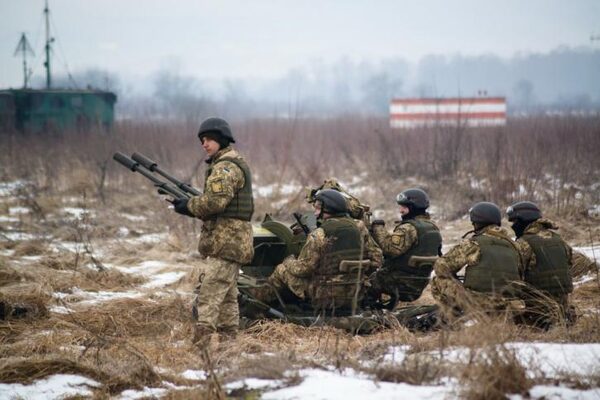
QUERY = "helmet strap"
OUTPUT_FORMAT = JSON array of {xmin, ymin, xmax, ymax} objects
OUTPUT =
[{"xmin": 511, "ymin": 220, "xmax": 530, "ymax": 238}]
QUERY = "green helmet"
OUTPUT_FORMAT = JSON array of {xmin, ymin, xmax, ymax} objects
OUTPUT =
[
  {"xmin": 506, "ymin": 201, "xmax": 542, "ymax": 223},
  {"xmin": 396, "ymin": 188, "xmax": 430, "ymax": 209},
  {"xmin": 197, "ymin": 117, "xmax": 235, "ymax": 144},
  {"xmin": 315, "ymin": 189, "xmax": 348, "ymax": 215},
  {"xmin": 469, "ymin": 202, "xmax": 502, "ymax": 226}
]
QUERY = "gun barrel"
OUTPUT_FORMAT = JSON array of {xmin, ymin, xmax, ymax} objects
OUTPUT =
[
  {"xmin": 131, "ymin": 152, "xmax": 157, "ymax": 171},
  {"xmin": 113, "ymin": 152, "xmax": 138, "ymax": 171},
  {"xmin": 113, "ymin": 152, "xmax": 190, "ymax": 199},
  {"xmin": 131, "ymin": 152, "xmax": 201, "ymax": 196}
]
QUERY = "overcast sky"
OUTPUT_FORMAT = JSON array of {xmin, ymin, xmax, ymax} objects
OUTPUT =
[{"xmin": 1, "ymin": 0, "xmax": 598, "ymax": 90}]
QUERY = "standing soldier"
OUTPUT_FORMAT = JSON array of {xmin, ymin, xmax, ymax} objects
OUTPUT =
[
  {"xmin": 172, "ymin": 117, "xmax": 254, "ymax": 344},
  {"xmin": 506, "ymin": 201, "xmax": 574, "ymax": 327},
  {"xmin": 263, "ymin": 189, "xmax": 382, "ymax": 313},
  {"xmin": 369, "ymin": 188, "xmax": 442, "ymax": 307},
  {"xmin": 431, "ymin": 202, "xmax": 523, "ymax": 318}
]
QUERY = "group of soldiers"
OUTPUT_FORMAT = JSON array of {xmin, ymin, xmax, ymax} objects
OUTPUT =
[{"xmin": 175, "ymin": 117, "xmax": 587, "ymax": 345}]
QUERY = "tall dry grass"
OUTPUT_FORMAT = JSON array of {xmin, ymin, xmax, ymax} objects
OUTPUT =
[{"xmin": 1, "ymin": 115, "xmax": 598, "ymax": 221}]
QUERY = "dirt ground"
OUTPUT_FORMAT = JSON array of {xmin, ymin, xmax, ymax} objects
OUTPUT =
[{"xmin": 1, "ymin": 182, "xmax": 599, "ymax": 399}]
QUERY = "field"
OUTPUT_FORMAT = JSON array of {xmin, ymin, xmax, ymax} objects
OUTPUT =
[{"xmin": 0, "ymin": 116, "xmax": 599, "ymax": 399}]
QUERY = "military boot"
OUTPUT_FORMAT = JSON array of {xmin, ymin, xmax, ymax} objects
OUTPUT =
[
  {"xmin": 217, "ymin": 326, "xmax": 238, "ymax": 342},
  {"xmin": 192, "ymin": 325, "xmax": 215, "ymax": 348}
]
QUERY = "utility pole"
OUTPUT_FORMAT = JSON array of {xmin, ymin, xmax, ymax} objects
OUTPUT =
[
  {"xmin": 14, "ymin": 33, "xmax": 34, "ymax": 89},
  {"xmin": 43, "ymin": 0, "xmax": 54, "ymax": 89}
]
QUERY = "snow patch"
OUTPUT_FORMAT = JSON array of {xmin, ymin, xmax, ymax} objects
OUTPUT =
[
  {"xmin": 142, "ymin": 271, "xmax": 186, "ymax": 288},
  {"xmin": 392, "ymin": 342, "xmax": 600, "ymax": 380},
  {"xmin": 117, "ymin": 387, "xmax": 168, "ymax": 400},
  {"xmin": 9, "ymin": 206, "xmax": 29, "ymax": 215},
  {"xmin": 382, "ymin": 345, "xmax": 409, "ymax": 365},
  {"xmin": 62, "ymin": 207, "xmax": 93, "ymax": 219},
  {"xmin": 2, "ymin": 232, "xmax": 39, "ymax": 241},
  {"xmin": 181, "ymin": 369, "xmax": 207, "ymax": 380},
  {"xmin": 0, "ymin": 374, "xmax": 100, "ymax": 400},
  {"xmin": 0, "ymin": 180, "xmax": 27, "ymax": 196},
  {"xmin": 120, "ymin": 213, "xmax": 147, "ymax": 222},
  {"xmin": 54, "ymin": 287, "xmax": 143, "ymax": 305},
  {"xmin": 574, "ymin": 246, "xmax": 598, "ymax": 263},
  {"xmin": 49, "ymin": 305, "xmax": 73, "ymax": 314},
  {"xmin": 227, "ymin": 378, "xmax": 284, "ymax": 390},
  {"xmin": 261, "ymin": 368, "xmax": 452, "ymax": 400},
  {"xmin": 510, "ymin": 385, "xmax": 600, "ymax": 400},
  {"xmin": 130, "ymin": 233, "xmax": 167, "ymax": 244},
  {"xmin": 115, "ymin": 260, "xmax": 169, "ymax": 275}
]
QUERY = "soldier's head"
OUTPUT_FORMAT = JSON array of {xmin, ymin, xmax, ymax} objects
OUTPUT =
[
  {"xmin": 506, "ymin": 201, "xmax": 542, "ymax": 238},
  {"xmin": 396, "ymin": 188, "xmax": 430, "ymax": 219},
  {"xmin": 469, "ymin": 202, "xmax": 502, "ymax": 230},
  {"xmin": 314, "ymin": 189, "xmax": 348, "ymax": 219},
  {"xmin": 197, "ymin": 117, "xmax": 235, "ymax": 157}
]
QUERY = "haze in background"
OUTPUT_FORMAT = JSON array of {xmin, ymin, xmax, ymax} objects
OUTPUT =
[{"xmin": 1, "ymin": 0, "xmax": 599, "ymax": 117}]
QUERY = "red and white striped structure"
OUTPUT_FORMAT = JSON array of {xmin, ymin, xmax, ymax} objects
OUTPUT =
[{"xmin": 390, "ymin": 97, "xmax": 507, "ymax": 128}]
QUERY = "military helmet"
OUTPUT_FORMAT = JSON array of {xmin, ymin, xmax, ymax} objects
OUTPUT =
[
  {"xmin": 506, "ymin": 201, "xmax": 542, "ymax": 223},
  {"xmin": 197, "ymin": 117, "xmax": 235, "ymax": 143},
  {"xmin": 315, "ymin": 189, "xmax": 348, "ymax": 215},
  {"xmin": 469, "ymin": 202, "xmax": 502, "ymax": 226},
  {"xmin": 396, "ymin": 188, "xmax": 430, "ymax": 209}
]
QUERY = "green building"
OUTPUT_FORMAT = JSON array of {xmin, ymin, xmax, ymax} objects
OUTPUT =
[{"xmin": 0, "ymin": 89, "xmax": 117, "ymax": 133}]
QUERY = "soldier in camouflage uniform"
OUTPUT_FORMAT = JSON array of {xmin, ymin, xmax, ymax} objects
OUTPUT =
[
  {"xmin": 264, "ymin": 189, "xmax": 382, "ymax": 312},
  {"xmin": 172, "ymin": 117, "xmax": 254, "ymax": 343},
  {"xmin": 431, "ymin": 202, "xmax": 524, "ymax": 317},
  {"xmin": 507, "ymin": 201, "xmax": 575, "ymax": 327},
  {"xmin": 369, "ymin": 188, "xmax": 442, "ymax": 307}
]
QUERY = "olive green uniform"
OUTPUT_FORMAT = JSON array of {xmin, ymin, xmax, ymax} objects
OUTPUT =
[
  {"xmin": 431, "ymin": 225, "xmax": 523, "ymax": 314},
  {"xmin": 370, "ymin": 215, "xmax": 442, "ymax": 301},
  {"xmin": 513, "ymin": 218, "xmax": 574, "ymax": 325},
  {"xmin": 187, "ymin": 146, "xmax": 254, "ymax": 333},
  {"xmin": 268, "ymin": 217, "xmax": 383, "ymax": 310}
]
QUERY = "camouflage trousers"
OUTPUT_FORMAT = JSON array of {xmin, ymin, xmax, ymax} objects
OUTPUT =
[
  {"xmin": 194, "ymin": 257, "xmax": 240, "ymax": 332},
  {"xmin": 430, "ymin": 276, "xmax": 523, "ymax": 317},
  {"xmin": 267, "ymin": 258, "xmax": 312, "ymax": 301}
]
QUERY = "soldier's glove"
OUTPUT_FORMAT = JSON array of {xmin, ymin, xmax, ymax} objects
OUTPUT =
[
  {"xmin": 172, "ymin": 198, "xmax": 194, "ymax": 217},
  {"xmin": 371, "ymin": 219, "xmax": 385, "ymax": 227}
]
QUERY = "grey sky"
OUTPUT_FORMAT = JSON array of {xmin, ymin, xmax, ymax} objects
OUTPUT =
[{"xmin": 1, "ymin": 0, "xmax": 598, "ymax": 90}]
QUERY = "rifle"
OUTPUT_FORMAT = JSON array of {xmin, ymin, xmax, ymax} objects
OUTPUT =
[
  {"xmin": 292, "ymin": 212, "xmax": 311, "ymax": 235},
  {"xmin": 113, "ymin": 152, "xmax": 200, "ymax": 200}
]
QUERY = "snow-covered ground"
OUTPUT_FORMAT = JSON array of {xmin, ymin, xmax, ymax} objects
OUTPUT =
[{"xmin": 1, "ymin": 191, "xmax": 599, "ymax": 400}]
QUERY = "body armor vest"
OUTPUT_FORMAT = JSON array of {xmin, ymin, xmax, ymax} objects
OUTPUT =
[
  {"xmin": 521, "ymin": 232, "xmax": 573, "ymax": 296},
  {"xmin": 205, "ymin": 156, "xmax": 254, "ymax": 221},
  {"xmin": 312, "ymin": 216, "xmax": 363, "ymax": 311},
  {"xmin": 464, "ymin": 233, "xmax": 521, "ymax": 295},
  {"xmin": 383, "ymin": 219, "xmax": 442, "ymax": 300}
]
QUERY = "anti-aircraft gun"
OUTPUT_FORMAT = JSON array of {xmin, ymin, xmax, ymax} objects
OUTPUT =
[{"xmin": 113, "ymin": 153, "xmax": 440, "ymax": 333}]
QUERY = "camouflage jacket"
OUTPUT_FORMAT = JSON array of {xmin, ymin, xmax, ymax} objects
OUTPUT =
[
  {"xmin": 434, "ymin": 225, "xmax": 524, "ymax": 280},
  {"xmin": 187, "ymin": 146, "xmax": 254, "ymax": 265},
  {"xmin": 513, "ymin": 218, "xmax": 574, "ymax": 271},
  {"xmin": 371, "ymin": 214, "xmax": 434, "ymax": 257},
  {"xmin": 276, "ymin": 218, "xmax": 383, "ymax": 281}
]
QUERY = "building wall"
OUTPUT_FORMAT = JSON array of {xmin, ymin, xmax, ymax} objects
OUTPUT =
[{"xmin": 390, "ymin": 97, "xmax": 506, "ymax": 128}]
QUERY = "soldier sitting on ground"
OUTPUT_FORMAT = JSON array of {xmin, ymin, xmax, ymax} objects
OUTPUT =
[
  {"xmin": 430, "ymin": 202, "xmax": 524, "ymax": 321},
  {"xmin": 507, "ymin": 201, "xmax": 576, "ymax": 328},
  {"xmin": 257, "ymin": 189, "xmax": 382, "ymax": 314},
  {"xmin": 368, "ymin": 188, "xmax": 443, "ymax": 308}
]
